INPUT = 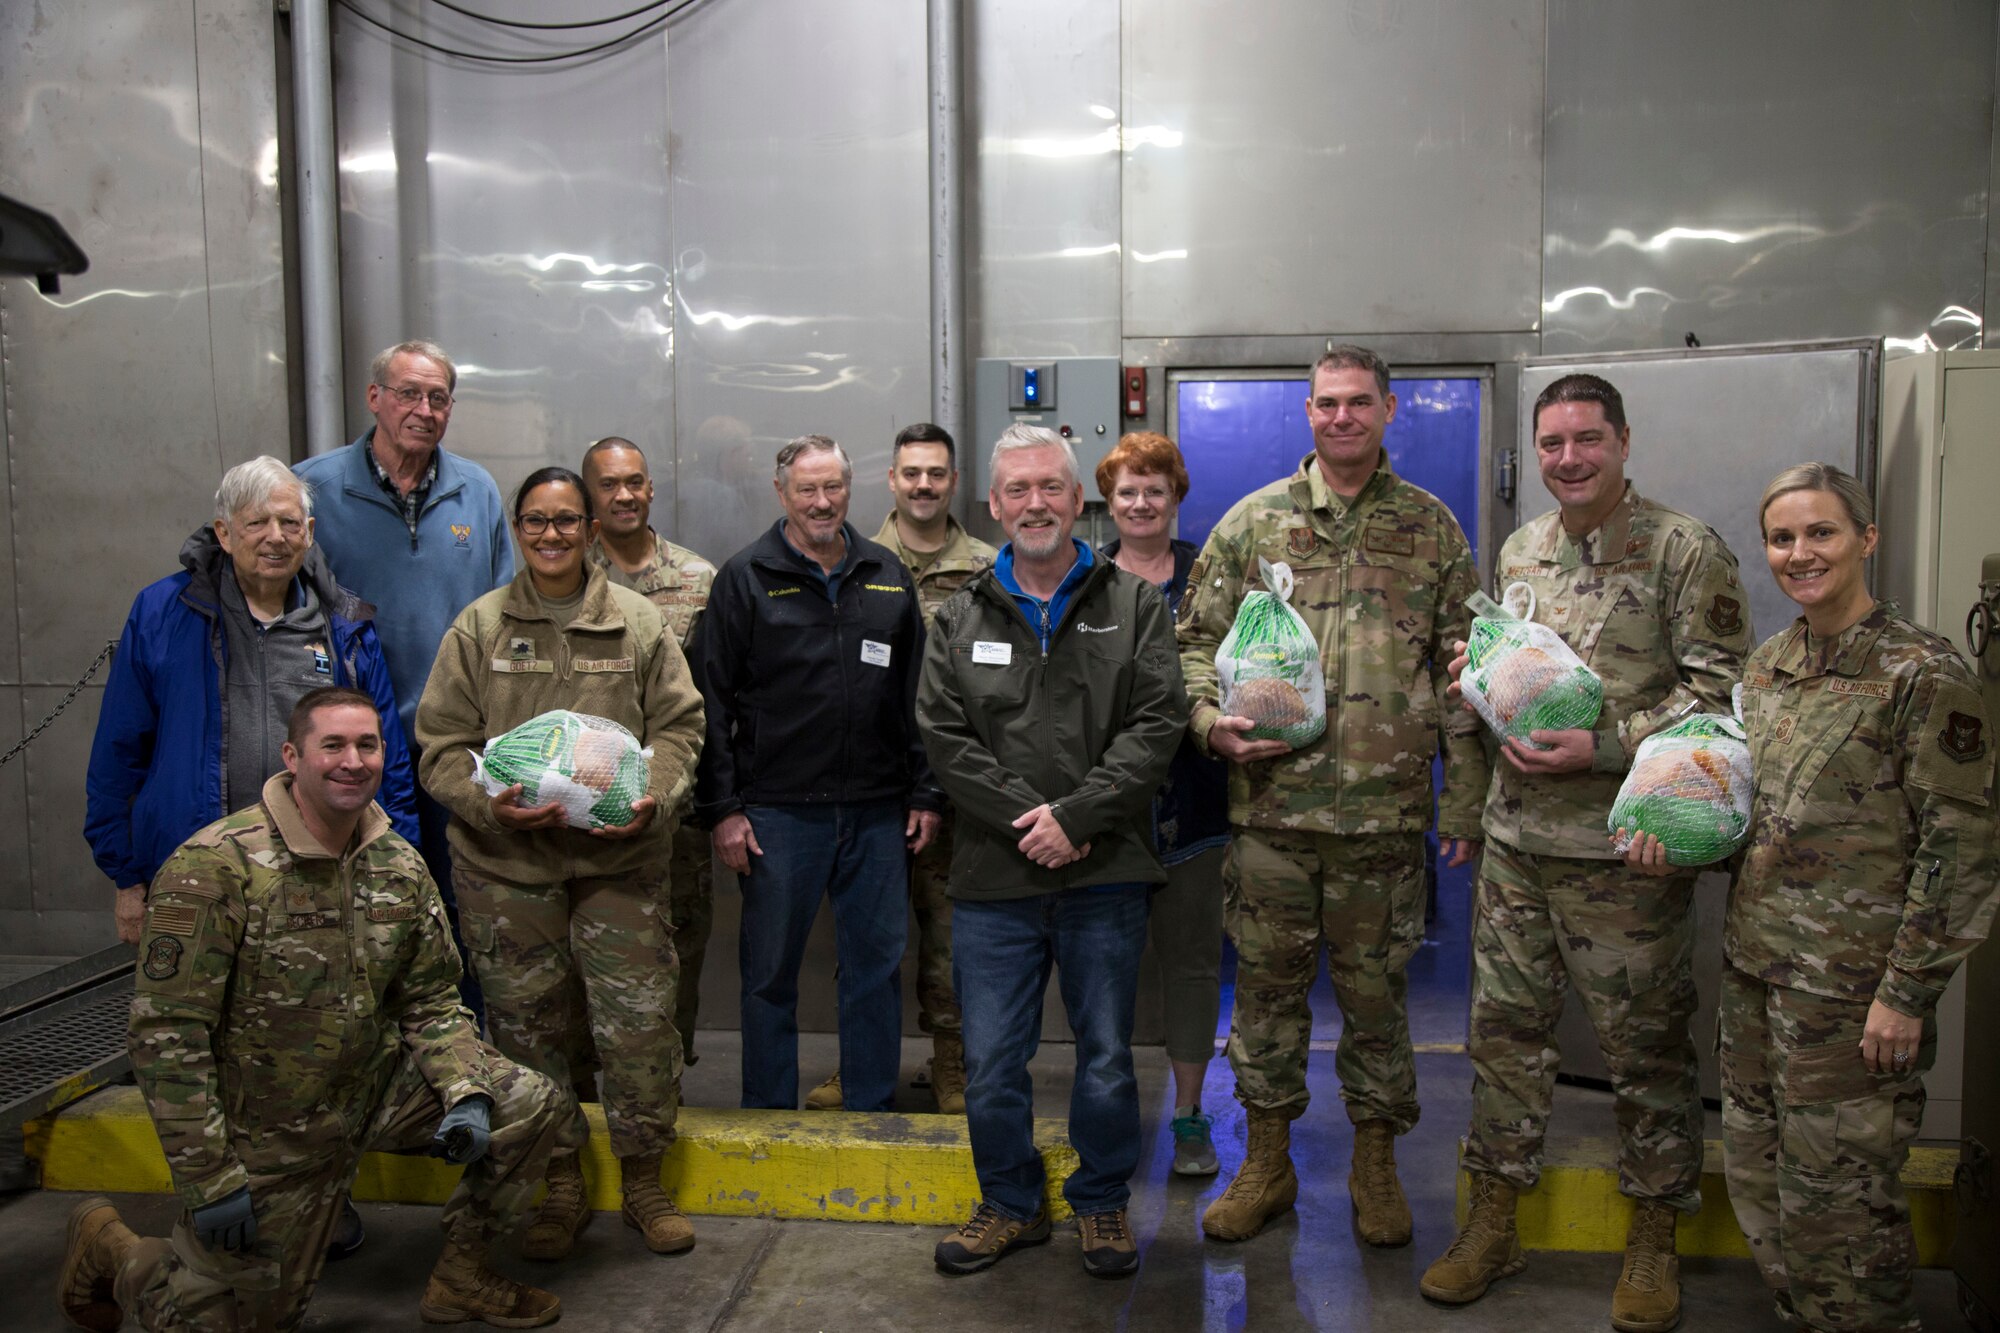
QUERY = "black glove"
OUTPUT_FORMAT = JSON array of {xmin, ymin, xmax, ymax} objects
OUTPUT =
[
  {"xmin": 192, "ymin": 1186, "xmax": 257, "ymax": 1253},
  {"xmin": 431, "ymin": 1095, "xmax": 493, "ymax": 1165}
]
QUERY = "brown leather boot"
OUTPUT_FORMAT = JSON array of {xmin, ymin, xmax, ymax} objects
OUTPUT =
[
  {"xmin": 1348, "ymin": 1119, "xmax": 1412, "ymax": 1246},
  {"xmin": 419, "ymin": 1240, "xmax": 560, "ymax": 1327},
  {"xmin": 1611, "ymin": 1200, "xmax": 1682, "ymax": 1332},
  {"xmin": 1201, "ymin": 1107, "xmax": 1299, "ymax": 1241},
  {"xmin": 519, "ymin": 1152, "xmax": 591, "ymax": 1261},
  {"xmin": 1420, "ymin": 1173, "xmax": 1525, "ymax": 1304},
  {"xmin": 621, "ymin": 1154, "xmax": 696, "ymax": 1254},
  {"xmin": 58, "ymin": 1196, "xmax": 137, "ymax": 1332},
  {"xmin": 931, "ymin": 1033, "xmax": 968, "ymax": 1115}
]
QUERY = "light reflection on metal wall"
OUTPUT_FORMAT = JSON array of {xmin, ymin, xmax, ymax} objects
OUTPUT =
[
  {"xmin": 969, "ymin": 0, "xmax": 1122, "ymax": 360},
  {"xmin": 0, "ymin": 0, "xmax": 287, "ymax": 953},
  {"xmin": 1543, "ymin": 0, "xmax": 1993, "ymax": 355},
  {"xmin": 665, "ymin": 0, "xmax": 928, "ymax": 554},
  {"xmin": 1122, "ymin": 0, "xmax": 1546, "ymax": 338},
  {"xmin": 333, "ymin": 5, "xmax": 676, "ymax": 523}
]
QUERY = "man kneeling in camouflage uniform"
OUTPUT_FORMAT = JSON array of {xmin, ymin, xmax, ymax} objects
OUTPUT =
[{"xmin": 59, "ymin": 688, "xmax": 578, "ymax": 1331}]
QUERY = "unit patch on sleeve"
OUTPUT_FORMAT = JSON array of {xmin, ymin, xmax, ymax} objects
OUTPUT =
[
  {"xmin": 1705, "ymin": 594, "xmax": 1743, "ymax": 637},
  {"xmin": 1940, "ymin": 711, "xmax": 1988, "ymax": 763},
  {"xmin": 142, "ymin": 936, "xmax": 184, "ymax": 981}
]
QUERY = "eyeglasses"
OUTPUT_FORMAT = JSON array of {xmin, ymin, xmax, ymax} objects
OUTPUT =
[
  {"xmin": 381, "ymin": 384, "xmax": 453, "ymax": 412},
  {"xmin": 516, "ymin": 512, "xmax": 586, "ymax": 536}
]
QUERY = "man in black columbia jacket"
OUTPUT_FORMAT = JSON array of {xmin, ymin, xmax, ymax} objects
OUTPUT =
[
  {"xmin": 918, "ymin": 425, "xmax": 1185, "ymax": 1280},
  {"xmin": 692, "ymin": 435, "xmax": 943, "ymax": 1113}
]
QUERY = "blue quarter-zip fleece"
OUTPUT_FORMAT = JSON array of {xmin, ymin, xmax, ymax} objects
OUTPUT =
[{"xmin": 993, "ymin": 538, "xmax": 1095, "ymax": 652}]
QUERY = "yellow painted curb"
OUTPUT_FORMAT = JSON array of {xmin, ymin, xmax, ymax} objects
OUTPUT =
[
  {"xmin": 1453, "ymin": 1137, "xmax": 1957, "ymax": 1268},
  {"xmin": 26, "ymin": 1087, "xmax": 1080, "ymax": 1226}
]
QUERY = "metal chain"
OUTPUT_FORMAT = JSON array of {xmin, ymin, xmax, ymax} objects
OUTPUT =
[{"xmin": 0, "ymin": 640, "xmax": 117, "ymax": 768}]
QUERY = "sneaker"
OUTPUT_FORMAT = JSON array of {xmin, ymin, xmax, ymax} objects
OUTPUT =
[
  {"xmin": 1079, "ymin": 1208, "xmax": 1138, "ymax": 1278},
  {"xmin": 933, "ymin": 1203, "xmax": 1050, "ymax": 1276},
  {"xmin": 1170, "ymin": 1106, "xmax": 1218, "ymax": 1176}
]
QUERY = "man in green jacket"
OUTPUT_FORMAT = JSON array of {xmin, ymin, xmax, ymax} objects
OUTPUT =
[
  {"xmin": 59, "ymin": 689, "xmax": 576, "ymax": 1331},
  {"xmin": 1177, "ymin": 345, "xmax": 1488, "ymax": 1248},
  {"xmin": 918, "ymin": 425, "xmax": 1185, "ymax": 1281}
]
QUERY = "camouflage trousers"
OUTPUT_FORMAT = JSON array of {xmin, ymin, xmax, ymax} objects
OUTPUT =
[
  {"xmin": 453, "ymin": 865, "xmax": 681, "ymax": 1161},
  {"xmin": 1224, "ymin": 828, "xmax": 1425, "ymax": 1131},
  {"xmin": 910, "ymin": 812, "xmax": 961, "ymax": 1035},
  {"xmin": 119, "ymin": 1050, "xmax": 575, "ymax": 1332},
  {"xmin": 1719, "ymin": 967, "xmax": 1929, "ymax": 1333},
  {"xmin": 1463, "ymin": 840, "xmax": 1703, "ymax": 1210},
  {"xmin": 667, "ymin": 821, "xmax": 714, "ymax": 1059}
]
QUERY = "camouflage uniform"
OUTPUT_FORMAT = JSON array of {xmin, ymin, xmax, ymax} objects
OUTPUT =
[
  {"xmin": 415, "ymin": 565, "xmax": 705, "ymax": 1160},
  {"xmin": 1177, "ymin": 454, "xmax": 1486, "ymax": 1128},
  {"xmin": 1465, "ymin": 485, "xmax": 1749, "ymax": 1209},
  {"xmin": 591, "ymin": 530, "xmax": 718, "ymax": 1058},
  {"xmin": 123, "ymin": 774, "xmax": 577, "ymax": 1331},
  {"xmin": 1723, "ymin": 603, "xmax": 1996, "ymax": 1331},
  {"xmin": 872, "ymin": 513, "xmax": 996, "ymax": 1035}
]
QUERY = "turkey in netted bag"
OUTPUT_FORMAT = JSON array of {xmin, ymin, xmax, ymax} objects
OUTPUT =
[
  {"xmin": 471, "ymin": 709, "xmax": 654, "ymax": 830},
  {"xmin": 1216, "ymin": 557, "xmax": 1326, "ymax": 748},
  {"xmin": 1607, "ymin": 694, "xmax": 1753, "ymax": 867},
  {"xmin": 1461, "ymin": 582, "xmax": 1602, "ymax": 749}
]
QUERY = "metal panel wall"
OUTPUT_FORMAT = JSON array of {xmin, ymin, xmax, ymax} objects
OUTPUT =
[
  {"xmin": 0, "ymin": 0, "xmax": 287, "ymax": 955},
  {"xmin": 968, "ymin": 0, "xmax": 1123, "ymax": 361},
  {"xmin": 333, "ymin": 5, "xmax": 675, "ymax": 519},
  {"xmin": 1544, "ymin": 0, "xmax": 1993, "ymax": 355},
  {"xmin": 1121, "ymin": 0, "xmax": 1546, "ymax": 338}
]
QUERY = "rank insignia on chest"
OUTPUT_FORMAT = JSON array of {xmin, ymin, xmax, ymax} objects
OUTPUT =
[
  {"xmin": 1772, "ymin": 715, "xmax": 1796, "ymax": 744},
  {"xmin": 509, "ymin": 637, "xmax": 535, "ymax": 661},
  {"xmin": 1287, "ymin": 527, "xmax": 1319, "ymax": 559},
  {"xmin": 142, "ymin": 936, "xmax": 183, "ymax": 981},
  {"xmin": 308, "ymin": 642, "xmax": 331, "ymax": 675},
  {"xmin": 1706, "ymin": 594, "xmax": 1743, "ymax": 637},
  {"xmin": 1940, "ymin": 711, "xmax": 1988, "ymax": 763}
]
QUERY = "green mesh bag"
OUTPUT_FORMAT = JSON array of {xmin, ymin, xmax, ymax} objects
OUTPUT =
[
  {"xmin": 1608, "ymin": 707, "xmax": 1753, "ymax": 867},
  {"xmin": 472, "ymin": 709, "xmax": 653, "ymax": 830},
  {"xmin": 1216, "ymin": 557, "xmax": 1326, "ymax": 747},
  {"xmin": 1461, "ymin": 584, "xmax": 1603, "ymax": 747}
]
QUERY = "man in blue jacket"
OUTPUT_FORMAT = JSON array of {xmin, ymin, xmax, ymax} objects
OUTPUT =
[{"xmin": 86, "ymin": 456, "xmax": 418, "ymax": 945}]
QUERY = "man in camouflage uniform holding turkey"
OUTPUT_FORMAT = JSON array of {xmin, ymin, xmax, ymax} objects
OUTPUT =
[
  {"xmin": 584, "ymin": 436, "xmax": 719, "ymax": 1072},
  {"xmin": 1419, "ymin": 373, "xmax": 1750, "ymax": 1332},
  {"xmin": 1177, "ymin": 345, "xmax": 1487, "ymax": 1250},
  {"xmin": 58, "ymin": 689, "xmax": 576, "ymax": 1331}
]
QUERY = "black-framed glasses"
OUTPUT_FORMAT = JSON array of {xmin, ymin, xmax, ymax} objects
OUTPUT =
[
  {"xmin": 517, "ymin": 513, "xmax": 586, "ymax": 536},
  {"xmin": 382, "ymin": 384, "xmax": 453, "ymax": 412}
]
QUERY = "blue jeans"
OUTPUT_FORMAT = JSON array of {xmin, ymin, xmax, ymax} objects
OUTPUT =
[
  {"xmin": 738, "ymin": 800, "xmax": 908, "ymax": 1111},
  {"xmin": 953, "ymin": 885, "xmax": 1149, "ymax": 1220}
]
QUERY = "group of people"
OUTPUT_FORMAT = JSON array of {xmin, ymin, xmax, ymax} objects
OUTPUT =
[{"xmin": 54, "ymin": 338, "xmax": 1993, "ymax": 1333}]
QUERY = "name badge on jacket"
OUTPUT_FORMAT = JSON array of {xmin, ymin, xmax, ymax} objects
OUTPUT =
[
  {"xmin": 860, "ymin": 639, "xmax": 892, "ymax": 668},
  {"xmin": 972, "ymin": 640, "xmax": 1012, "ymax": 666}
]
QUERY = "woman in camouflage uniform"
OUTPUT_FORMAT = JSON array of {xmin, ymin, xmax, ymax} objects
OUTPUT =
[
  {"xmin": 1627, "ymin": 462, "xmax": 1995, "ymax": 1331},
  {"xmin": 416, "ymin": 466, "xmax": 707, "ymax": 1266}
]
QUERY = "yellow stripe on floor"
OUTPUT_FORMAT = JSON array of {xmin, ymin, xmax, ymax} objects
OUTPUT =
[{"xmin": 25, "ymin": 1086, "xmax": 1079, "ymax": 1225}]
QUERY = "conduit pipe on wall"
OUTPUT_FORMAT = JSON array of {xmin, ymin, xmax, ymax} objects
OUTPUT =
[
  {"xmin": 927, "ymin": 0, "xmax": 965, "ymax": 444},
  {"xmin": 291, "ymin": 0, "xmax": 347, "ymax": 455}
]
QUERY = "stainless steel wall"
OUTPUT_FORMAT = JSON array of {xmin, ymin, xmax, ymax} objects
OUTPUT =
[{"xmin": 0, "ymin": 0, "xmax": 287, "ymax": 955}]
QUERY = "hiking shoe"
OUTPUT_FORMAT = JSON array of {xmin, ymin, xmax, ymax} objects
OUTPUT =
[
  {"xmin": 803, "ymin": 1073, "xmax": 843, "ymax": 1110},
  {"xmin": 934, "ymin": 1203, "xmax": 1050, "ymax": 1275},
  {"xmin": 1170, "ymin": 1106, "xmax": 1218, "ymax": 1177},
  {"xmin": 1079, "ymin": 1208, "xmax": 1138, "ymax": 1278}
]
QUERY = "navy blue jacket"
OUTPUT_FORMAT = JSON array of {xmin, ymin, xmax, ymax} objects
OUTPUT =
[{"xmin": 84, "ymin": 529, "xmax": 419, "ymax": 890}]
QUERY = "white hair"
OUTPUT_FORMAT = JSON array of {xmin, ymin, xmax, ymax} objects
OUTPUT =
[
  {"xmin": 215, "ymin": 456, "xmax": 310, "ymax": 524},
  {"xmin": 774, "ymin": 434, "xmax": 854, "ymax": 488},
  {"xmin": 988, "ymin": 423, "xmax": 1077, "ymax": 485}
]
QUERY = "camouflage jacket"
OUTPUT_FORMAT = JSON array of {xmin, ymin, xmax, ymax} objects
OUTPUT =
[
  {"xmin": 129, "ymin": 774, "xmax": 490, "ymax": 1209},
  {"xmin": 1725, "ymin": 603, "xmax": 1997, "ymax": 1018},
  {"xmin": 1483, "ymin": 484, "xmax": 1750, "ymax": 858},
  {"xmin": 872, "ymin": 514, "xmax": 997, "ymax": 626},
  {"xmin": 414, "ymin": 564, "xmax": 705, "ymax": 883},
  {"xmin": 588, "ymin": 529, "xmax": 717, "ymax": 651},
  {"xmin": 1177, "ymin": 453, "xmax": 1488, "ymax": 840}
]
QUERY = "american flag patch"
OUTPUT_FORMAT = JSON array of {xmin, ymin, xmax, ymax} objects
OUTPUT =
[{"xmin": 150, "ymin": 902, "xmax": 200, "ymax": 937}]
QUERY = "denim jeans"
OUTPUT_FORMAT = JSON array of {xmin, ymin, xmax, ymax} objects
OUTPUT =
[
  {"xmin": 738, "ymin": 800, "xmax": 908, "ymax": 1111},
  {"xmin": 953, "ymin": 884, "xmax": 1149, "ymax": 1220}
]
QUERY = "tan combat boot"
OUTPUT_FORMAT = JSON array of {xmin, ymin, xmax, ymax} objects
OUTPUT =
[
  {"xmin": 519, "ymin": 1152, "xmax": 591, "ymax": 1261},
  {"xmin": 419, "ymin": 1239, "xmax": 560, "ymax": 1327},
  {"xmin": 1348, "ymin": 1119, "xmax": 1413, "ymax": 1246},
  {"xmin": 622, "ymin": 1154, "xmax": 696, "ymax": 1254},
  {"xmin": 58, "ymin": 1196, "xmax": 138, "ymax": 1332},
  {"xmin": 803, "ymin": 1072, "xmax": 843, "ymax": 1110},
  {"xmin": 1611, "ymin": 1200, "xmax": 1682, "ymax": 1332},
  {"xmin": 1201, "ymin": 1107, "xmax": 1299, "ymax": 1241},
  {"xmin": 1420, "ymin": 1172, "xmax": 1525, "ymax": 1304},
  {"xmin": 931, "ymin": 1033, "xmax": 968, "ymax": 1115}
]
